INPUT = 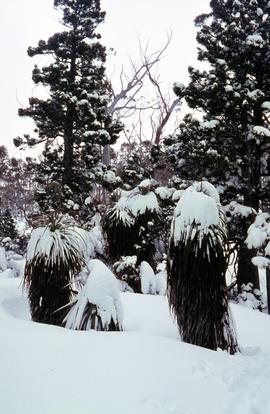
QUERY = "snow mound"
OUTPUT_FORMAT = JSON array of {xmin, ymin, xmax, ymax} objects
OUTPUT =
[
  {"xmin": 140, "ymin": 261, "xmax": 157, "ymax": 294},
  {"xmin": 1, "ymin": 279, "xmax": 270, "ymax": 414},
  {"xmin": 173, "ymin": 190, "xmax": 220, "ymax": 244},
  {"xmin": 64, "ymin": 259, "xmax": 123, "ymax": 331}
]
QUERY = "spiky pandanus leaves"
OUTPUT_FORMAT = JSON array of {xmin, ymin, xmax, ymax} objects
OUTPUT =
[
  {"xmin": 64, "ymin": 301, "xmax": 122, "ymax": 331},
  {"xmin": 104, "ymin": 182, "xmax": 164, "ymax": 263},
  {"xmin": 64, "ymin": 259, "xmax": 123, "ymax": 331},
  {"xmin": 103, "ymin": 198, "xmax": 136, "ymax": 260},
  {"xmin": 103, "ymin": 182, "xmax": 164, "ymax": 292},
  {"xmin": 24, "ymin": 215, "xmax": 86, "ymax": 325},
  {"xmin": 168, "ymin": 184, "xmax": 239, "ymax": 354}
]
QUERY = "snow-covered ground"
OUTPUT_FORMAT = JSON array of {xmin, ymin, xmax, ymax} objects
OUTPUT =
[{"xmin": 0, "ymin": 277, "xmax": 270, "ymax": 414}]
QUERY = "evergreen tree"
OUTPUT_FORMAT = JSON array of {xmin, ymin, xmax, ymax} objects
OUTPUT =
[
  {"xmin": 0, "ymin": 209, "xmax": 18, "ymax": 240},
  {"xmin": 14, "ymin": 0, "xmax": 122, "ymax": 212},
  {"xmin": 115, "ymin": 141, "xmax": 153, "ymax": 190},
  {"xmin": 165, "ymin": 0, "xmax": 270, "ymax": 289}
]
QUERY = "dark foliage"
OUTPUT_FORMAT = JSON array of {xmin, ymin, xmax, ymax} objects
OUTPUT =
[
  {"xmin": 168, "ymin": 212, "xmax": 239, "ymax": 354},
  {"xmin": 24, "ymin": 217, "xmax": 85, "ymax": 326},
  {"xmin": 0, "ymin": 209, "xmax": 18, "ymax": 240},
  {"xmin": 103, "ymin": 208, "xmax": 136, "ymax": 260},
  {"xmin": 103, "ymin": 185, "xmax": 165, "ymax": 292},
  {"xmin": 16, "ymin": 0, "xmax": 122, "ymax": 212},
  {"xmin": 25, "ymin": 257, "xmax": 74, "ymax": 325},
  {"xmin": 64, "ymin": 301, "xmax": 122, "ymax": 331},
  {"xmin": 165, "ymin": 0, "xmax": 270, "ymax": 288}
]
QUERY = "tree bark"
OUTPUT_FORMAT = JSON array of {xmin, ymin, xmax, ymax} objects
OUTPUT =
[
  {"xmin": 236, "ymin": 101, "xmax": 261, "ymax": 290},
  {"xmin": 62, "ymin": 31, "xmax": 77, "ymax": 188},
  {"xmin": 63, "ymin": 114, "xmax": 74, "ymax": 188},
  {"xmin": 102, "ymin": 144, "xmax": 111, "ymax": 166}
]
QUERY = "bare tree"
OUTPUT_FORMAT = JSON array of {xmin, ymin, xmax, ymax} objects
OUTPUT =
[{"xmin": 103, "ymin": 33, "xmax": 181, "ymax": 165}]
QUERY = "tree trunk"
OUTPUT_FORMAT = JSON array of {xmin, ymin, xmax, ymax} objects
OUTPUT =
[
  {"xmin": 236, "ymin": 188, "xmax": 260, "ymax": 291},
  {"xmin": 62, "ymin": 34, "xmax": 77, "ymax": 188},
  {"xmin": 63, "ymin": 128, "xmax": 74, "ymax": 187},
  {"xmin": 62, "ymin": 106, "xmax": 75, "ymax": 188},
  {"xmin": 102, "ymin": 144, "xmax": 111, "ymax": 166}
]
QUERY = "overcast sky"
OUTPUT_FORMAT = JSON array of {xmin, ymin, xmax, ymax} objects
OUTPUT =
[{"xmin": 0, "ymin": 0, "xmax": 210, "ymax": 157}]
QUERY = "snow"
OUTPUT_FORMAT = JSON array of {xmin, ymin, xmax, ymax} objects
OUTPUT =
[
  {"xmin": 245, "ymin": 225, "xmax": 267, "ymax": 249},
  {"xmin": 138, "ymin": 178, "xmax": 153, "ymax": 189},
  {"xmin": 200, "ymin": 119, "xmax": 220, "ymax": 129},
  {"xmin": 173, "ymin": 82, "xmax": 185, "ymax": 90},
  {"xmin": 84, "ymin": 195, "xmax": 92, "ymax": 205},
  {"xmin": 252, "ymin": 256, "xmax": 270, "ymax": 269},
  {"xmin": 253, "ymin": 125, "xmax": 270, "ymax": 137},
  {"xmin": 0, "ymin": 247, "xmax": 7, "ymax": 271},
  {"xmin": 172, "ymin": 189, "xmax": 220, "ymax": 244},
  {"xmin": 8, "ymin": 258, "xmax": 25, "ymax": 278},
  {"xmin": 246, "ymin": 33, "xmax": 264, "ymax": 45},
  {"xmin": 237, "ymin": 283, "xmax": 265, "ymax": 311},
  {"xmin": 113, "ymin": 196, "xmax": 135, "ymax": 226},
  {"xmin": 155, "ymin": 270, "xmax": 167, "ymax": 295},
  {"xmin": 216, "ymin": 59, "xmax": 226, "ymax": 66},
  {"xmin": 103, "ymin": 170, "xmax": 116, "ymax": 184},
  {"xmin": 128, "ymin": 191, "xmax": 160, "ymax": 217},
  {"xmin": 224, "ymin": 200, "xmax": 255, "ymax": 218},
  {"xmin": 172, "ymin": 189, "xmax": 184, "ymax": 202},
  {"xmin": 225, "ymin": 85, "xmax": 233, "ymax": 92},
  {"xmin": 265, "ymin": 241, "xmax": 270, "ymax": 256},
  {"xmin": 261, "ymin": 101, "xmax": 270, "ymax": 110},
  {"xmin": 115, "ymin": 255, "xmax": 137, "ymax": 272},
  {"xmin": 64, "ymin": 259, "xmax": 123, "ymax": 330},
  {"xmin": 27, "ymin": 219, "xmax": 102, "ymax": 265},
  {"xmin": 155, "ymin": 186, "xmax": 174, "ymax": 200},
  {"xmin": 247, "ymin": 89, "xmax": 264, "ymax": 100},
  {"xmin": 140, "ymin": 261, "xmax": 156, "ymax": 294},
  {"xmin": 1, "ymin": 278, "xmax": 270, "ymax": 414},
  {"xmin": 192, "ymin": 181, "xmax": 220, "ymax": 203}
]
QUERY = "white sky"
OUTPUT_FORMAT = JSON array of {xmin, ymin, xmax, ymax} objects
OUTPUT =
[{"xmin": 0, "ymin": 0, "xmax": 210, "ymax": 157}]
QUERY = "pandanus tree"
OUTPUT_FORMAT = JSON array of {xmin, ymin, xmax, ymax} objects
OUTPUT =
[
  {"xmin": 64, "ymin": 259, "xmax": 123, "ymax": 331},
  {"xmin": 103, "ymin": 179, "xmax": 164, "ymax": 292},
  {"xmin": 168, "ymin": 182, "xmax": 239, "ymax": 354},
  {"xmin": 24, "ymin": 215, "xmax": 86, "ymax": 325}
]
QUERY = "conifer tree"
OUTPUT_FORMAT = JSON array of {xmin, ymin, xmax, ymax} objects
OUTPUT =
[
  {"xmin": 165, "ymin": 0, "xmax": 270, "ymax": 289},
  {"xmin": 14, "ymin": 0, "xmax": 122, "ymax": 212},
  {"xmin": 0, "ymin": 209, "xmax": 18, "ymax": 240}
]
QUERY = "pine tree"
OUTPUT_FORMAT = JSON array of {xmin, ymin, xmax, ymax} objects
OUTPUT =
[
  {"xmin": 14, "ymin": 0, "xmax": 122, "ymax": 212},
  {"xmin": 0, "ymin": 209, "xmax": 18, "ymax": 240},
  {"xmin": 165, "ymin": 0, "xmax": 270, "ymax": 289}
]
